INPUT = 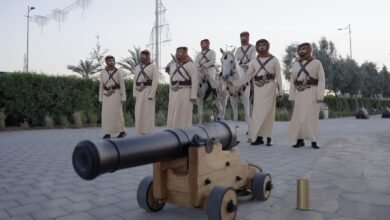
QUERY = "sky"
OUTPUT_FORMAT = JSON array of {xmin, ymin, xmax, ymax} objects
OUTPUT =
[{"xmin": 1, "ymin": 0, "xmax": 390, "ymax": 87}]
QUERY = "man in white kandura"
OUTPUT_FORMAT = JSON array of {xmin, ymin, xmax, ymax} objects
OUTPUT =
[
  {"xmin": 99, "ymin": 55, "xmax": 126, "ymax": 139},
  {"xmin": 288, "ymin": 42, "xmax": 326, "ymax": 149},
  {"xmin": 166, "ymin": 47, "xmax": 198, "ymax": 129},
  {"xmin": 133, "ymin": 50, "xmax": 159, "ymax": 134},
  {"xmin": 230, "ymin": 39, "xmax": 283, "ymax": 146},
  {"xmin": 195, "ymin": 39, "xmax": 218, "ymax": 99},
  {"xmin": 235, "ymin": 31, "xmax": 257, "ymax": 115}
]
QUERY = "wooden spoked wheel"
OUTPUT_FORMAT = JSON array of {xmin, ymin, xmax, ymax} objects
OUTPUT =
[{"xmin": 207, "ymin": 186, "xmax": 238, "ymax": 220}]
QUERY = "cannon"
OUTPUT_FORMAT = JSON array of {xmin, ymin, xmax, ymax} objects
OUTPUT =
[{"xmin": 72, "ymin": 121, "xmax": 272, "ymax": 220}]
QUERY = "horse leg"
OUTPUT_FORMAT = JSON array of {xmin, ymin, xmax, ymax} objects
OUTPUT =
[
  {"xmin": 198, "ymin": 99, "xmax": 203, "ymax": 124},
  {"xmin": 230, "ymin": 96, "xmax": 238, "ymax": 121},
  {"xmin": 218, "ymin": 92, "xmax": 228, "ymax": 120},
  {"xmin": 241, "ymin": 92, "xmax": 251, "ymax": 135}
]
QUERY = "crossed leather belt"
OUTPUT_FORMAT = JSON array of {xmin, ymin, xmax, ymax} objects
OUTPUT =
[
  {"xmin": 171, "ymin": 80, "xmax": 191, "ymax": 86},
  {"xmin": 253, "ymin": 73, "xmax": 276, "ymax": 87},
  {"xmin": 170, "ymin": 80, "xmax": 192, "ymax": 92},
  {"xmin": 294, "ymin": 78, "xmax": 319, "ymax": 91},
  {"xmin": 254, "ymin": 73, "xmax": 275, "ymax": 81}
]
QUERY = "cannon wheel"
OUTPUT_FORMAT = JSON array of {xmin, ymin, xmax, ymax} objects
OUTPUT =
[
  {"xmin": 251, "ymin": 173, "xmax": 272, "ymax": 201},
  {"xmin": 207, "ymin": 186, "xmax": 238, "ymax": 220},
  {"xmin": 137, "ymin": 176, "xmax": 165, "ymax": 212}
]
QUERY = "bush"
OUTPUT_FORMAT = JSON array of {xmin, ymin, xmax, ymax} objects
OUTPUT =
[
  {"xmin": 324, "ymin": 96, "xmax": 390, "ymax": 115},
  {"xmin": 72, "ymin": 112, "xmax": 83, "ymax": 128},
  {"xmin": 1, "ymin": 73, "xmax": 390, "ymax": 128},
  {"xmin": 319, "ymin": 110, "xmax": 324, "ymax": 120},
  {"xmin": 124, "ymin": 112, "xmax": 134, "ymax": 127},
  {"xmin": 87, "ymin": 111, "xmax": 98, "ymax": 126},
  {"xmin": 0, "ymin": 73, "xmax": 99, "ymax": 127},
  {"xmin": 275, "ymin": 108, "xmax": 291, "ymax": 121},
  {"xmin": 44, "ymin": 115, "xmax": 54, "ymax": 128},
  {"xmin": 156, "ymin": 110, "xmax": 166, "ymax": 126},
  {"xmin": 202, "ymin": 109, "xmax": 215, "ymax": 123},
  {"xmin": 224, "ymin": 108, "xmax": 233, "ymax": 120},
  {"xmin": 20, "ymin": 119, "xmax": 30, "ymax": 130},
  {"xmin": 329, "ymin": 111, "xmax": 355, "ymax": 118},
  {"xmin": 0, "ymin": 109, "xmax": 5, "ymax": 130},
  {"xmin": 59, "ymin": 115, "xmax": 70, "ymax": 128}
]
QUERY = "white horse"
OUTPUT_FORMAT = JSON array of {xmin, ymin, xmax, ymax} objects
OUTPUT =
[
  {"xmin": 197, "ymin": 66, "xmax": 229, "ymax": 124},
  {"xmin": 219, "ymin": 48, "xmax": 251, "ymax": 131}
]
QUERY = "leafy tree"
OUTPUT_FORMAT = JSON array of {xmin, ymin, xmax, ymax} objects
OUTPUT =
[
  {"xmin": 360, "ymin": 62, "xmax": 379, "ymax": 97},
  {"xmin": 282, "ymin": 44, "xmax": 298, "ymax": 81},
  {"xmin": 312, "ymin": 37, "xmax": 337, "ymax": 91},
  {"xmin": 67, "ymin": 60, "xmax": 100, "ymax": 79},
  {"xmin": 333, "ymin": 58, "xmax": 361, "ymax": 96},
  {"xmin": 118, "ymin": 47, "xmax": 141, "ymax": 77},
  {"xmin": 378, "ymin": 65, "xmax": 390, "ymax": 98},
  {"xmin": 89, "ymin": 35, "xmax": 108, "ymax": 71}
]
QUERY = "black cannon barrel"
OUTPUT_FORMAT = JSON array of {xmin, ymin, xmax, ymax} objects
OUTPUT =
[{"xmin": 72, "ymin": 121, "xmax": 238, "ymax": 180}]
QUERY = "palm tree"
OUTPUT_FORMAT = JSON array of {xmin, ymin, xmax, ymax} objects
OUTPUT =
[
  {"xmin": 67, "ymin": 59, "xmax": 100, "ymax": 79},
  {"xmin": 118, "ymin": 47, "xmax": 141, "ymax": 77}
]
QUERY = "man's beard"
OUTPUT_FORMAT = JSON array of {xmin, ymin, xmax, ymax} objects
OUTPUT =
[
  {"xmin": 241, "ymin": 39, "xmax": 248, "ymax": 45},
  {"xmin": 107, "ymin": 64, "xmax": 115, "ymax": 69}
]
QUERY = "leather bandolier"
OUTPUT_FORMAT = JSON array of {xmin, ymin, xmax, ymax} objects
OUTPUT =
[
  {"xmin": 294, "ymin": 59, "xmax": 319, "ymax": 92},
  {"xmin": 238, "ymin": 45, "xmax": 254, "ymax": 103},
  {"xmin": 238, "ymin": 45, "xmax": 253, "ymax": 65},
  {"xmin": 135, "ymin": 63, "xmax": 153, "ymax": 92},
  {"xmin": 103, "ymin": 69, "xmax": 120, "ymax": 97},
  {"xmin": 199, "ymin": 49, "xmax": 215, "ymax": 67},
  {"xmin": 253, "ymin": 56, "xmax": 276, "ymax": 87},
  {"xmin": 171, "ymin": 61, "xmax": 192, "ymax": 92}
]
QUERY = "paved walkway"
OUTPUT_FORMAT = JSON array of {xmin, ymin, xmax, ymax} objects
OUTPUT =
[{"xmin": 0, "ymin": 116, "xmax": 389, "ymax": 219}]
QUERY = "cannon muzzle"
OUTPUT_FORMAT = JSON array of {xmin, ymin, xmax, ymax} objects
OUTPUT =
[{"xmin": 72, "ymin": 121, "xmax": 238, "ymax": 180}]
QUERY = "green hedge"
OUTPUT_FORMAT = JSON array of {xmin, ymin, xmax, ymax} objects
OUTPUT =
[
  {"xmin": 0, "ymin": 73, "xmax": 389, "ymax": 127},
  {"xmin": 0, "ymin": 73, "xmax": 171, "ymax": 127},
  {"xmin": 324, "ymin": 96, "xmax": 389, "ymax": 115},
  {"xmin": 0, "ymin": 73, "xmax": 99, "ymax": 126}
]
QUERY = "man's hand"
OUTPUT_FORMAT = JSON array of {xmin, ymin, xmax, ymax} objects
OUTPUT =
[{"xmin": 240, "ymin": 64, "xmax": 249, "ymax": 70}]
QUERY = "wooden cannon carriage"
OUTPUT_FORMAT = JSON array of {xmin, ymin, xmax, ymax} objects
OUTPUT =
[{"xmin": 72, "ymin": 121, "xmax": 272, "ymax": 220}]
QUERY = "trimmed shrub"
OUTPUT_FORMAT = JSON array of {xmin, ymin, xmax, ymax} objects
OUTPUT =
[
  {"xmin": 124, "ymin": 112, "xmax": 134, "ymax": 127},
  {"xmin": 275, "ymin": 108, "xmax": 291, "ymax": 121},
  {"xmin": 72, "ymin": 112, "xmax": 83, "ymax": 128},
  {"xmin": 0, "ymin": 109, "xmax": 5, "ymax": 130},
  {"xmin": 1, "ymin": 73, "xmax": 390, "ymax": 128},
  {"xmin": 87, "ymin": 111, "xmax": 98, "ymax": 126},
  {"xmin": 156, "ymin": 110, "xmax": 166, "ymax": 126},
  {"xmin": 202, "ymin": 109, "xmax": 215, "ymax": 123},
  {"xmin": 59, "ymin": 115, "xmax": 70, "ymax": 128},
  {"xmin": 20, "ymin": 119, "xmax": 30, "ymax": 130},
  {"xmin": 44, "ymin": 115, "xmax": 54, "ymax": 128},
  {"xmin": 319, "ymin": 110, "xmax": 324, "ymax": 120}
]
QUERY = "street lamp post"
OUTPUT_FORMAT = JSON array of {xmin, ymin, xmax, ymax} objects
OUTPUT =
[
  {"xmin": 26, "ymin": 5, "xmax": 35, "ymax": 73},
  {"xmin": 338, "ymin": 24, "xmax": 352, "ymax": 59}
]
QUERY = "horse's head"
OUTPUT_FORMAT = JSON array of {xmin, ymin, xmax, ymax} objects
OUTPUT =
[{"xmin": 220, "ymin": 48, "xmax": 237, "ymax": 81}]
